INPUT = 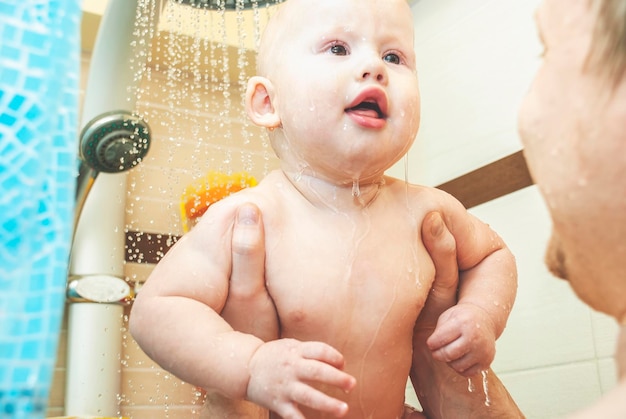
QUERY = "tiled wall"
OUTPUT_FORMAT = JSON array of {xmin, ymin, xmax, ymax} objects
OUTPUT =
[
  {"xmin": 48, "ymin": 1, "xmax": 621, "ymax": 418},
  {"xmin": 120, "ymin": 43, "xmax": 279, "ymax": 417},
  {"xmin": 48, "ymin": 40, "xmax": 279, "ymax": 417}
]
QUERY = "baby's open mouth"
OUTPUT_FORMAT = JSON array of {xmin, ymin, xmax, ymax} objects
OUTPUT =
[{"xmin": 346, "ymin": 100, "xmax": 385, "ymax": 119}]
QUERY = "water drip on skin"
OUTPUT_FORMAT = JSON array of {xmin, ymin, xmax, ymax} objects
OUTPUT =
[
  {"xmin": 467, "ymin": 377, "xmax": 475, "ymax": 393},
  {"xmin": 352, "ymin": 179, "xmax": 361, "ymax": 198},
  {"xmin": 356, "ymin": 265, "xmax": 399, "ymax": 417},
  {"xmin": 482, "ymin": 370, "xmax": 491, "ymax": 406},
  {"xmin": 467, "ymin": 370, "xmax": 491, "ymax": 406},
  {"xmin": 334, "ymin": 200, "xmax": 379, "ymax": 416}
]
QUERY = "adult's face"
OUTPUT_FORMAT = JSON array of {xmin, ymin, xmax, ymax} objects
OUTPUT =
[{"xmin": 518, "ymin": 0, "xmax": 626, "ymax": 323}]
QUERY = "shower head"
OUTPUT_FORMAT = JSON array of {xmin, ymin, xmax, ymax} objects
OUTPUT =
[
  {"xmin": 74, "ymin": 111, "xmax": 151, "ymax": 239},
  {"xmin": 79, "ymin": 110, "xmax": 151, "ymax": 173},
  {"xmin": 173, "ymin": 0, "xmax": 283, "ymax": 10}
]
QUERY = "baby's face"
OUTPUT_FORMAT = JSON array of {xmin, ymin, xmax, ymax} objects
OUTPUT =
[{"xmin": 264, "ymin": 0, "xmax": 421, "ymax": 184}]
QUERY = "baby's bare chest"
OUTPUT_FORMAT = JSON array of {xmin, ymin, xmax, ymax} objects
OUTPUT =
[{"xmin": 264, "ymin": 213, "xmax": 435, "ymax": 342}]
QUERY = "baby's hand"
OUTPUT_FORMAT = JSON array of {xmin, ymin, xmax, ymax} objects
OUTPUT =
[
  {"xmin": 246, "ymin": 338, "xmax": 356, "ymax": 419},
  {"xmin": 426, "ymin": 303, "xmax": 497, "ymax": 377}
]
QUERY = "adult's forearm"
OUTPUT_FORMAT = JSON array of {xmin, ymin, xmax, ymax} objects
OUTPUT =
[{"xmin": 411, "ymin": 330, "xmax": 524, "ymax": 419}]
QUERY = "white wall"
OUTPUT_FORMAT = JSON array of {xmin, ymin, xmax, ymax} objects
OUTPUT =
[{"xmin": 395, "ymin": 1, "xmax": 620, "ymax": 417}]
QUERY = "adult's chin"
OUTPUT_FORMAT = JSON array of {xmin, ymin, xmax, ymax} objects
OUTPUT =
[{"xmin": 545, "ymin": 231, "xmax": 569, "ymax": 281}]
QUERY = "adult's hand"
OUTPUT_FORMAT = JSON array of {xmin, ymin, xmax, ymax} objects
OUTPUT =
[
  {"xmin": 417, "ymin": 211, "xmax": 460, "ymax": 329},
  {"xmin": 221, "ymin": 202, "xmax": 279, "ymax": 342},
  {"xmin": 411, "ymin": 211, "xmax": 523, "ymax": 418},
  {"xmin": 203, "ymin": 203, "xmax": 278, "ymax": 419}
]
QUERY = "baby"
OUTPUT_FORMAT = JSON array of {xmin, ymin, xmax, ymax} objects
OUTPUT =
[{"xmin": 130, "ymin": 0, "xmax": 518, "ymax": 418}]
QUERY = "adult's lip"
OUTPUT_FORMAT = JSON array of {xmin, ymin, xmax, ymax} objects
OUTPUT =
[{"xmin": 345, "ymin": 87, "xmax": 389, "ymax": 121}]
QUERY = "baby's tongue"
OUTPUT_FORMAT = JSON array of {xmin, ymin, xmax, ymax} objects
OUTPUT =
[{"xmin": 347, "ymin": 108, "xmax": 380, "ymax": 119}]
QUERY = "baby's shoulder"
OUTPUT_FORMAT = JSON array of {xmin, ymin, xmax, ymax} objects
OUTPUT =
[
  {"xmin": 384, "ymin": 176, "xmax": 449, "ymax": 204},
  {"xmin": 204, "ymin": 174, "xmax": 283, "ymax": 219}
]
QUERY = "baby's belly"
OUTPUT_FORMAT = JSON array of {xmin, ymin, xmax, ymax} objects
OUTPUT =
[
  {"xmin": 270, "ymin": 354, "xmax": 410, "ymax": 419},
  {"xmin": 275, "ymin": 282, "xmax": 424, "ymax": 418}
]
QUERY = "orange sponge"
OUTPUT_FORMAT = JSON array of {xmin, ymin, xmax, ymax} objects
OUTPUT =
[{"xmin": 180, "ymin": 171, "xmax": 257, "ymax": 232}]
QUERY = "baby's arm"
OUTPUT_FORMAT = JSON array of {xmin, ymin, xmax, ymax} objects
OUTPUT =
[
  {"xmin": 129, "ymin": 198, "xmax": 355, "ymax": 419},
  {"xmin": 425, "ymin": 192, "xmax": 518, "ymax": 376}
]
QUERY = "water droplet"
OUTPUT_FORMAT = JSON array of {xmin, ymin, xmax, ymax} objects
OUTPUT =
[
  {"xmin": 352, "ymin": 180, "xmax": 361, "ymax": 197},
  {"xmin": 481, "ymin": 370, "xmax": 491, "ymax": 407},
  {"xmin": 467, "ymin": 378, "xmax": 475, "ymax": 393}
]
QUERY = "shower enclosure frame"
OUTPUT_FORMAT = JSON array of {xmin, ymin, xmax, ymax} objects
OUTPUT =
[{"xmin": 65, "ymin": 0, "xmax": 159, "ymax": 415}]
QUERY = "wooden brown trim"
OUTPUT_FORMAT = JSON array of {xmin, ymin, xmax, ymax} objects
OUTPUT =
[
  {"xmin": 125, "ymin": 150, "xmax": 534, "ymax": 264},
  {"xmin": 436, "ymin": 150, "xmax": 533, "ymax": 209},
  {"xmin": 126, "ymin": 231, "xmax": 180, "ymax": 265}
]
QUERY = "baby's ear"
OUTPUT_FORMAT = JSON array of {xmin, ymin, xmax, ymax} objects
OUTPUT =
[{"xmin": 245, "ymin": 76, "xmax": 281, "ymax": 129}]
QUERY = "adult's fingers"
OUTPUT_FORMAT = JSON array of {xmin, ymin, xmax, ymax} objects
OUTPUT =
[
  {"xmin": 230, "ymin": 202, "xmax": 266, "ymax": 298},
  {"xmin": 224, "ymin": 203, "xmax": 278, "ymax": 341},
  {"xmin": 421, "ymin": 212, "xmax": 460, "ymax": 319}
]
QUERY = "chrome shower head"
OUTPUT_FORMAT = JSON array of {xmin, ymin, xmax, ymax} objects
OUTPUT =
[
  {"xmin": 79, "ymin": 111, "xmax": 151, "ymax": 173},
  {"xmin": 173, "ymin": 0, "xmax": 283, "ymax": 10}
]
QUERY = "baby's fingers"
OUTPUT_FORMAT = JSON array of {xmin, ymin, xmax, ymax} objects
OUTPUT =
[
  {"xmin": 447, "ymin": 353, "xmax": 488, "ymax": 377},
  {"xmin": 430, "ymin": 338, "xmax": 469, "ymax": 364},
  {"xmin": 301, "ymin": 342, "xmax": 347, "ymax": 370},
  {"xmin": 299, "ymin": 359, "xmax": 356, "ymax": 393},
  {"xmin": 288, "ymin": 382, "xmax": 350, "ymax": 418},
  {"xmin": 426, "ymin": 321, "xmax": 461, "ymax": 351},
  {"xmin": 301, "ymin": 342, "xmax": 356, "ymax": 392}
]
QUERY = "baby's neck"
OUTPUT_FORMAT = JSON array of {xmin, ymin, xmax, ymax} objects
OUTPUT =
[{"xmin": 280, "ymin": 170, "xmax": 385, "ymax": 212}]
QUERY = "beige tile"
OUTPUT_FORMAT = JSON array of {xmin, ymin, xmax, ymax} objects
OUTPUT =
[
  {"xmin": 404, "ymin": 379, "xmax": 421, "ymax": 411},
  {"xmin": 121, "ymin": 369, "xmax": 204, "ymax": 406},
  {"xmin": 125, "ymin": 154, "xmax": 278, "ymax": 235},
  {"xmin": 499, "ymin": 361, "xmax": 602, "ymax": 419},
  {"xmin": 124, "ymin": 263, "xmax": 155, "ymax": 284},
  {"xmin": 400, "ymin": 0, "xmax": 542, "ymax": 186},
  {"xmin": 590, "ymin": 310, "xmax": 620, "ymax": 358},
  {"xmin": 129, "ymin": 149, "xmax": 276, "ymax": 199},
  {"xmin": 125, "ymin": 195, "xmax": 183, "ymax": 235},
  {"xmin": 138, "ymin": 119, "xmax": 270, "ymax": 167},
  {"xmin": 475, "ymin": 188, "xmax": 597, "ymax": 373},
  {"xmin": 121, "ymin": 331, "xmax": 160, "ymax": 370},
  {"xmin": 121, "ymin": 404, "xmax": 204, "ymax": 419},
  {"xmin": 55, "ymin": 328, "xmax": 68, "ymax": 369},
  {"xmin": 48, "ymin": 312, "xmax": 68, "ymax": 410},
  {"xmin": 45, "ymin": 406, "xmax": 65, "ymax": 418},
  {"xmin": 48, "ymin": 368, "xmax": 66, "ymax": 408},
  {"xmin": 137, "ymin": 66, "xmax": 250, "ymax": 117},
  {"xmin": 598, "ymin": 357, "xmax": 618, "ymax": 395}
]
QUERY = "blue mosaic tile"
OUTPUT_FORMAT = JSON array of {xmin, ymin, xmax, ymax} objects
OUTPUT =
[
  {"xmin": 0, "ymin": 1, "xmax": 81, "ymax": 417},
  {"xmin": 0, "ymin": 113, "xmax": 17, "ymax": 126}
]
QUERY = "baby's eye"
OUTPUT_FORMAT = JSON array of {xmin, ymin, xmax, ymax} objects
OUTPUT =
[
  {"xmin": 329, "ymin": 43, "xmax": 348, "ymax": 56},
  {"xmin": 383, "ymin": 52, "xmax": 402, "ymax": 65}
]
